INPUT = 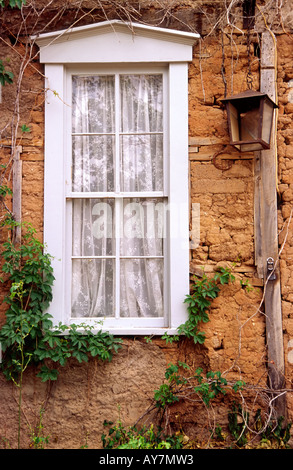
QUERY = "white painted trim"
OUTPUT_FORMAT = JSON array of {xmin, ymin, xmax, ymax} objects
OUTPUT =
[
  {"xmin": 32, "ymin": 19, "xmax": 199, "ymax": 46},
  {"xmin": 42, "ymin": 25, "xmax": 193, "ymax": 335},
  {"xmin": 168, "ymin": 62, "xmax": 190, "ymax": 328},
  {"xmin": 44, "ymin": 64, "xmax": 66, "ymax": 325},
  {"xmin": 33, "ymin": 20, "xmax": 198, "ymax": 64}
]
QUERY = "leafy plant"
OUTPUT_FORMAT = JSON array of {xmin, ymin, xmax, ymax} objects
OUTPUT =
[
  {"xmin": 212, "ymin": 425, "xmax": 226, "ymax": 442},
  {"xmin": 0, "ymin": 0, "xmax": 26, "ymax": 8},
  {"xmin": 226, "ymin": 404, "xmax": 292, "ymax": 449},
  {"xmin": 260, "ymin": 414, "xmax": 292, "ymax": 449},
  {"xmin": 0, "ymin": 59, "xmax": 13, "ymax": 86},
  {"xmin": 0, "ymin": 185, "xmax": 12, "ymax": 198},
  {"xmin": 0, "ymin": 218, "xmax": 123, "ymax": 384},
  {"xmin": 0, "ymin": 217, "xmax": 123, "ymax": 447},
  {"xmin": 228, "ymin": 403, "xmax": 249, "ymax": 447},
  {"xmin": 154, "ymin": 362, "xmax": 189, "ymax": 409},
  {"xmin": 28, "ymin": 408, "xmax": 50, "ymax": 449},
  {"xmin": 153, "ymin": 361, "xmax": 245, "ymax": 413},
  {"xmin": 102, "ymin": 419, "xmax": 182, "ymax": 449},
  {"xmin": 240, "ymin": 278, "xmax": 253, "ymax": 293},
  {"xmin": 194, "ymin": 368, "xmax": 228, "ymax": 406},
  {"xmin": 154, "ymin": 383, "xmax": 180, "ymax": 409},
  {"xmin": 177, "ymin": 267, "xmax": 235, "ymax": 344},
  {"xmin": 34, "ymin": 323, "xmax": 122, "ymax": 382},
  {"xmin": 161, "ymin": 331, "xmax": 179, "ymax": 343},
  {"xmin": 20, "ymin": 124, "xmax": 30, "ymax": 133}
]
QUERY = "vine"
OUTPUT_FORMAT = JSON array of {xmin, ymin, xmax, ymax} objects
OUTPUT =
[
  {"xmin": 151, "ymin": 269, "xmax": 244, "ymax": 423},
  {"xmin": 0, "ymin": 59, "xmax": 13, "ymax": 86},
  {"xmin": 0, "ymin": 218, "xmax": 123, "ymax": 384},
  {"xmin": 131, "ymin": 267, "xmax": 292, "ymax": 449},
  {"xmin": 102, "ymin": 419, "xmax": 182, "ymax": 450},
  {"xmin": 178, "ymin": 267, "xmax": 235, "ymax": 344},
  {"xmin": 0, "ymin": 216, "xmax": 122, "ymax": 447},
  {"xmin": 153, "ymin": 361, "xmax": 245, "ymax": 411},
  {"xmin": 0, "ymin": 0, "xmax": 26, "ymax": 8}
]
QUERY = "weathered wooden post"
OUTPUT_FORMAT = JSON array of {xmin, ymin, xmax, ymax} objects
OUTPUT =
[{"xmin": 255, "ymin": 30, "xmax": 286, "ymax": 420}]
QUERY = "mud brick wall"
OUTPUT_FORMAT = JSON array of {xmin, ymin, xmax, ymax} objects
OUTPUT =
[
  {"xmin": 0, "ymin": 2, "xmax": 292, "ymax": 449},
  {"xmin": 276, "ymin": 33, "xmax": 293, "ymax": 424},
  {"xmin": 188, "ymin": 32, "xmax": 266, "ymax": 378},
  {"xmin": 0, "ymin": 30, "xmax": 267, "ymax": 448}
]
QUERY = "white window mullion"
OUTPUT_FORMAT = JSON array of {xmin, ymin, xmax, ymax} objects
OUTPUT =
[
  {"xmin": 66, "ymin": 199, "xmax": 73, "ymax": 324},
  {"xmin": 115, "ymin": 73, "xmax": 120, "ymax": 194},
  {"xmin": 163, "ymin": 70, "xmax": 169, "ymax": 197},
  {"xmin": 66, "ymin": 191, "xmax": 165, "ymax": 199},
  {"xmin": 115, "ymin": 73, "xmax": 121, "ymax": 320},
  {"xmin": 115, "ymin": 198, "xmax": 122, "ymax": 319}
]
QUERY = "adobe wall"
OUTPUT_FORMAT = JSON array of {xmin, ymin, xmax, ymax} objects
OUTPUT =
[
  {"xmin": 0, "ymin": 1, "xmax": 292, "ymax": 449},
  {"xmin": 276, "ymin": 33, "xmax": 293, "ymax": 424}
]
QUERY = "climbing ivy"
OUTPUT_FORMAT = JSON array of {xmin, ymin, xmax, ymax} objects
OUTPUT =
[
  {"xmin": 0, "ymin": 60, "xmax": 13, "ymax": 86},
  {"xmin": 173, "ymin": 267, "xmax": 235, "ymax": 344},
  {"xmin": 153, "ymin": 362, "xmax": 246, "ymax": 413},
  {"xmin": 0, "ymin": 0, "xmax": 26, "ymax": 8},
  {"xmin": 149, "ymin": 267, "xmax": 245, "ymax": 440},
  {"xmin": 0, "ymin": 217, "xmax": 123, "ymax": 384}
]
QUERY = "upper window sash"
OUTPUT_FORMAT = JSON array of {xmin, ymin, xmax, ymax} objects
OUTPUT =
[{"xmin": 65, "ymin": 66, "xmax": 169, "ymax": 199}]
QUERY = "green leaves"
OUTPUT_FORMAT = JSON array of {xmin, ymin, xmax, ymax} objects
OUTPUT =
[
  {"xmin": 32, "ymin": 322, "xmax": 122, "ymax": 381},
  {"xmin": 0, "ymin": 219, "xmax": 123, "ymax": 383},
  {"xmin": 0, "ymin": 59, "xmax": 13, "ymax": 85},
  {"xmin": 214, "ymin": 266, "xmax": 235, "ymax": 285},
  {"xmin": 177, "ymin": 267, "xmax": 235, "ymax": 344},
  {"xmin": 0, "ymin": 0, "xmax": 26, "ymax": 9},
  {"xmin": 154, "ymin": 384, "xmax": 179, "ymax": 408},
  {"xmin": 102, "ymin": 420, "xmax": 182, "ymax": 450},
  {"xmin": 37, "ymin": 366, "xmax": 58, "ymax": 382},
  {"xmin": 154, "ymin": 361, "xmax": 245, "ymax": 414},
  {"xmin": 0, "ymin": 184, "xmax": 13, "ymax": 197},
  {"xmin": 20, "ymin": 124, "xmax": 30, "ymax": 133},
  {"xmin": 154, "ymin": 265, "xmax": 240, "ymax": 414}
]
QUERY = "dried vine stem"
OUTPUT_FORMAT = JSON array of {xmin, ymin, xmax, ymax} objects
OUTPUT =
[{"xmin": 131, "ymin": 368, "xmax": 292, "ymax": 448}]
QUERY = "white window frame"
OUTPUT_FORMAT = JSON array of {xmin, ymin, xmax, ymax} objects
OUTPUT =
[
  {"xmin": 34, "ymin": 20, "xmax": 199, "ymax": 335},
  {"xmin": 65, "ymin": 65, "xmax": 169, "ymax": 330}
]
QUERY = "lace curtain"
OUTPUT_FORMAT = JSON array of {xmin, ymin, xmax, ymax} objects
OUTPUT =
[{"xmin": 71, "ymin": 74, "xmax": 165, "ymax": 318}]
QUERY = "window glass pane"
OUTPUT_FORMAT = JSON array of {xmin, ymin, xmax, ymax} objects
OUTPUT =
[
  {"xmin": 121, "ymin": 198, "xmax": 165, "ymax": 256},
  {"xmin": 120, "ymin": 134, "xmax": 163, "ymax": 192},
  {"xmin": 72, "ymin": 259, "xmax": 115, "ymax": 318},
  {"xmin": 120, "ymin": 259, "xmax": 164, "ymax": 317},
  {"xmin": 120, "ymin": 74, "xmax": 163, "ymax": 133},
  {"xmin": 72, "ymin": 135, "xmax": 114, "ymax": 192},
  {"xmin": 72, "ymin": 75, "xmax": 115, "ymax": 133},
  {"xmin": 120, "ymin": 74, "xmax": 163, "ymax": 192},
  {"xmin": 72, "ymin": 75, "xmax": 115, "ymax": 192},
  {"xmin": 72, "ymin": 199, "xmax": 115, "ymax": 256},
  {"xmin": 70, "ymin": 73, "xmax": 166, "ymax": 323}
]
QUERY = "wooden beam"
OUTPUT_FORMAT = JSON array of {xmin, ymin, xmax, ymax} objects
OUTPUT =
[
  {"xmin": 189, "ymin": 152, "xmax": 253, "ymax": 161},
  {"xmin": 258, "ymin": 31, "xmax": 286, "ymax": 418},
  {"xmin": 191, "ymin": 263, "xmax": 257, "ymax": 274},
  {"xmin": 188, "ymin": 136, "xmax": 225, "ymax": 146}
]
